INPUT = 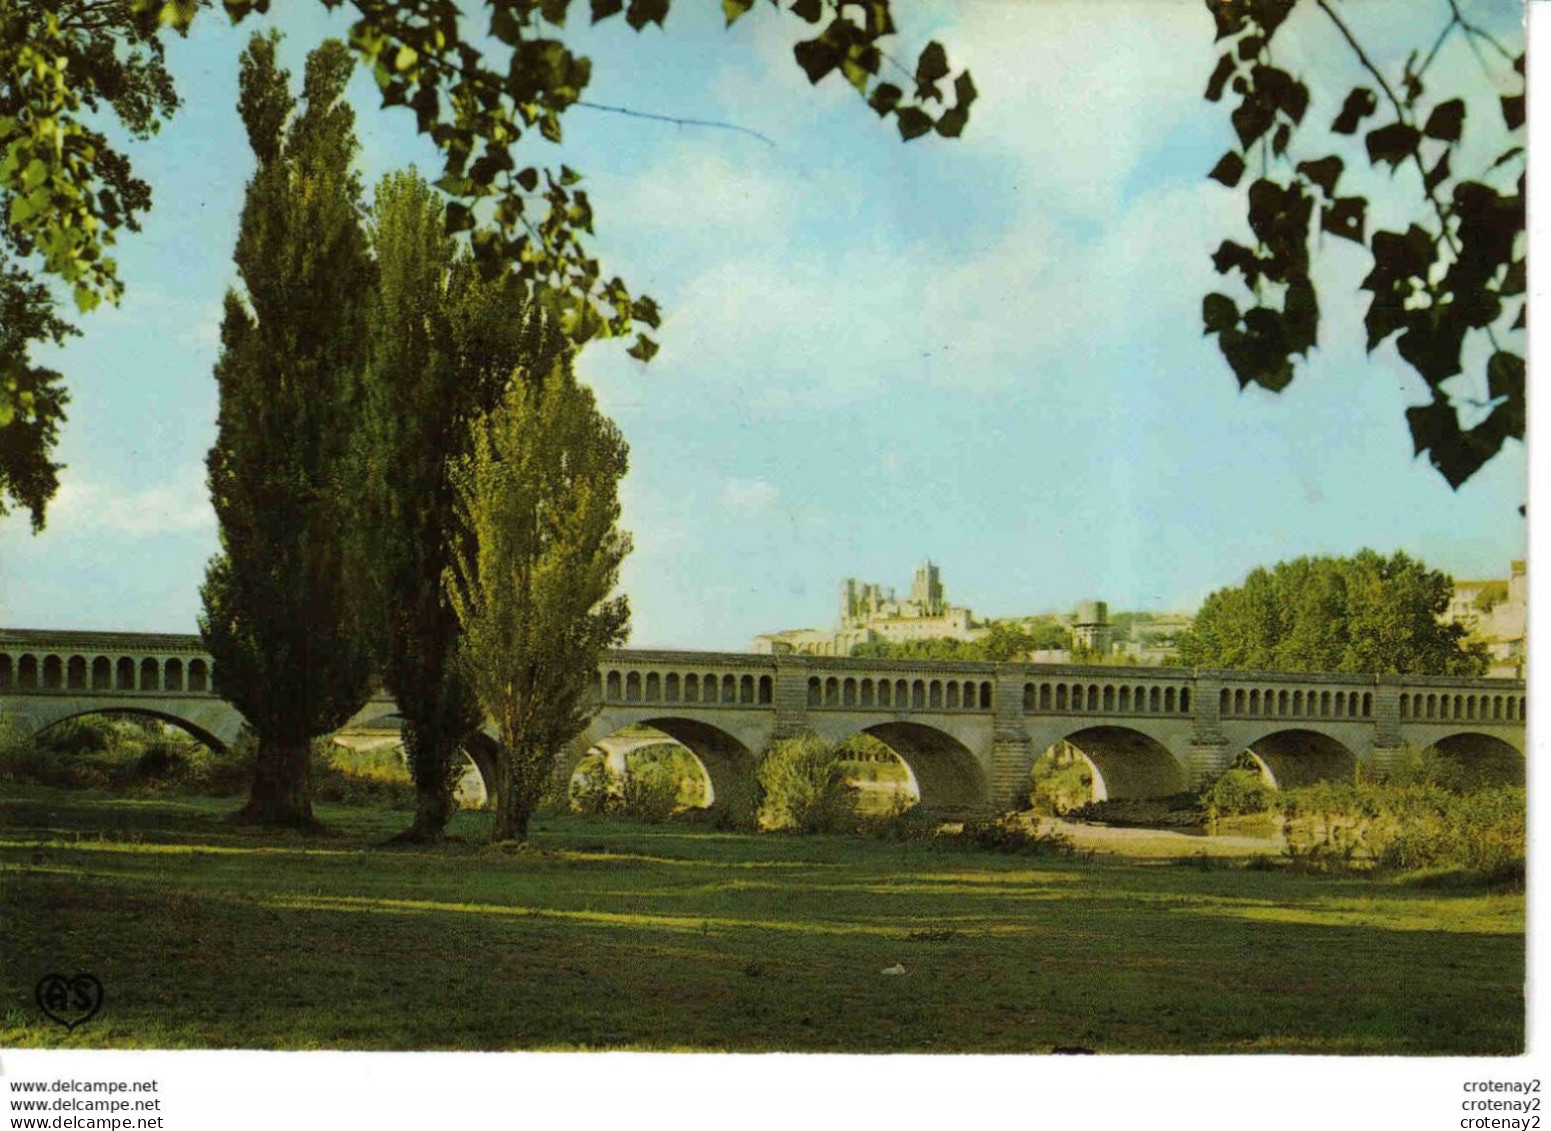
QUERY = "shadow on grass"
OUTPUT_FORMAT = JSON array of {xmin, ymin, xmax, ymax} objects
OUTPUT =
[{"xmin": 0, "ymin": 784, "xmax": 1526, "ymax": 1054}]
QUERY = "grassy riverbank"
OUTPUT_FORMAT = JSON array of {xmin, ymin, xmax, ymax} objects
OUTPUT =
[{"xmin": 1, "ymin": 785, "xmax": 1523, "ymax": 1053}]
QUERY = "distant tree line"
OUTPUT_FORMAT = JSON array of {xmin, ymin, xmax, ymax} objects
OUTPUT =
[
  {"xmin": 853, "ymin": 550, "xmax": 1488, "ymax": 679},
  {"xmin": 1176, "ymin": 549, "xmax": 1487, "ymax": 676}
]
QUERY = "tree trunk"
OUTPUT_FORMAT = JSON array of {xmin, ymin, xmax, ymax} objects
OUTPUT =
[
  {"xmin": 397, "ymin": 726, "xmax": 456, "ymax": 842},
  {"xmin": 491, "ymin": 742, "xmax": 522, "ymax": 842},
  {"xmin": 490, "ymin": 740, "xmax": 540, "ymax": 843},
  {"xmin": 401, "ymin": 787, "xmax": 454, "ymax": 842},
  {"xmin": 237, "ymin": 738, "xmax": 316, "ymax": 828}
]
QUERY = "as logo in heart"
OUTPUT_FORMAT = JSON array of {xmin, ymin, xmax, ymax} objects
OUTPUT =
[{"xmin": 35, "ymin": 973, "xmax": 104, "ymax": 1032}]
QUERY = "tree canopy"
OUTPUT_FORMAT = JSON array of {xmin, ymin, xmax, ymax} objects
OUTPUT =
[
  {"xmin": 1176, "ymin": 549, "xmax": 1487, "ymax": 676},
  {"xmin": 199, "ymin": 34, "xmax": 375, "ymax": 827},
  {"xmin": 445, "ymin": 336, "xmax": 632, "ymax": 842},
  {"xmin": 0, "ymin": 263, "xmax": 71, "ymax": 531},
  {"xmin": 353, "ymin": 168, "xmax": 564, "ymax": 841},
  {"xmin": 1201, "ymin": 0, "xmax": 1524, "ymax": 489},
  {"xmin": 1, "ymin": 0, "xmax": 175, "ymax": 527},
  {"xmin": 1, "ymin": 0, "xmax": 973, "ymax": 527}
]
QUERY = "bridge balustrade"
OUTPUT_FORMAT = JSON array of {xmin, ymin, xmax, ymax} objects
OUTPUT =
[
  {"xmin": 4, "ymin": 632, "xmax": 1528, "ymax": 745},
  {"xmin": 1398, "ymin": 689, "xmax": 1525, "ymax": 723},
  {"xmin": 596, "ymin": 665, "xmax": 774, "ymax": 707},
  {"xmin": 1217, "ymin": 684, "xmax": 1374, "ymax": 722},
  {"xmin": 1022, "ymin": 679, "xmax": 1191, "ymax": 716},
  {"xmin": 803, "ymin": 674, "xmax": 992, "ymax": 712},
  {"xmin": 0, "ymin": 649, "xmax": 213, "ymax": 696}
]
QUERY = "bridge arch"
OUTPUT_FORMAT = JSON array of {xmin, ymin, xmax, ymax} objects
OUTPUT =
[
  {"xmin": 565, "ymin": 728, "xmax": 717, "ymax": 811},
  {"xmin": 564, "ymin": 716, "xmax": 755, "ymax": 813},
  {"xmin": 1236, "ymin": 728, "xmax": 1358, "ymax": 789},
  {"xmin": 460, "ymin": 730, "xmax": 502, "ymax": 805},
  {"xmin": 338, "ymin": 712, "xmax": 503, "ymax": 807},
  {"xmin": 848, "ymin": 721, "xmax": 988, "ymax": 815},
  {"xmin": 1421, "ymin": 732, "xmax": 1525, "ymax": 788},
  {"xmin": 31, "ymin": 706, "xmax": 230, "ymax": 755},
  {"xmin": 1057, "ymin": 726, "xmax": 1185, "ymax": 800}
]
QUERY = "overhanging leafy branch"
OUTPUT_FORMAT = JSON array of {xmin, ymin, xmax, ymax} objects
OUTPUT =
[{"xmin": 1201, "ymin": 0, "xmax": 1524, "ymax": 489}]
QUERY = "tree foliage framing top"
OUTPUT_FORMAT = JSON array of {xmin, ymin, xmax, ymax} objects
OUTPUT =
[
  {"xmin": 1201, "ymin": 0, "xmax": 1525, "ymax": 490},
  {"xmin": 0, "ymin": 0, "xmax": 974, "ymax": 530}
]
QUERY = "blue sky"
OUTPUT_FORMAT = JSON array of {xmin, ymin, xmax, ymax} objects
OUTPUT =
[{"xmin": 0, "ymin": 0, "xmax": 1528, "ymax": 649}]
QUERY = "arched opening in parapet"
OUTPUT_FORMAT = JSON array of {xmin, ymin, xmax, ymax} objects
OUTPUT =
[
  {"xmin": 1056, "ymin": 726, "xmax": 1185, "ymax": 801},
  {"xmin": 25, "ymin": 710, "xmax": 230, "ymax": 789},
  {"xmin": 832, "ymin": 732, "xmax": 920, "ymax": 815},
  {"xmin": 854, "ymin": 722, "xmax": 987, "ymax": 815},
  {"xmin": 1236, "ymin": 729, "xmax": 1357, "ymax": 789},
  {"xmin": 567, "ymin": 725, "xmax": 714, "ymax": 817},
  {"xmin": 1419, "ymin": 733, "xmax": 1525, "ymax": 789}
]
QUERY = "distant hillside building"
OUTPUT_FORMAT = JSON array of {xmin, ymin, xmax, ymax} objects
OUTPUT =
[
  {"xmin": 1445, "ymin": 560, "xmax": 1526, "ymax": 678},
  {"xmin": 1070, "ymin": 600, "xmax": 1111, "ymax": 654},
  {"xmin": 1111, "ymin": 612, "xmax": 1195, "ymax": 665},
  {"xmin": 752, "ymin": 561, "xmax": 981, "ymax": 656},
  {"xmin": 752, "ymin": 562, "xmax": 1197, "ymax": 663}
]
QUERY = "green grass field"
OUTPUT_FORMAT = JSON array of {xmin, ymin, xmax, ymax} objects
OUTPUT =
[{"xmin": 0, "ymin": 785, "xmax": 1523, "ymax": 1053}]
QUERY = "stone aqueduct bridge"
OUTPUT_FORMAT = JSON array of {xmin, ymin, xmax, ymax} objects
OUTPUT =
[{"xmin": 0, "ymin": 628, "xmax": 1527, "ymax": 814}]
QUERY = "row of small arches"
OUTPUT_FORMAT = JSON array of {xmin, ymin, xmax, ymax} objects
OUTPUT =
[
  {"xmin": 1400, "ymin": 691, "xmax": 1524, "ymax": 722},
  {"xmin": 1220, "ymin": 687, "xmax": 1372, "ymax": 720},
  {"xmin": 599, "ymin": 670, "xmax": 773, "ymax": 706},
  {"xmin": 808, "ymin": 676, "xmax": 992, "ymax": 711},
  {"xmin": 1023, "ymin": 682, "xmax": 1190, "ymax": 714},
  {"xmin": 0, "ymin": 653, "xmax": 212, "ymax": 694}
]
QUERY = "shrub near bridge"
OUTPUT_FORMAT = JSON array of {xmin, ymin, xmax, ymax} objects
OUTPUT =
[
  {"xmin": 1279, "ymin": 779, "xmax": 1525, "ymax": 880},
  {"xmin": 0, "ymin": 716, "xmax": 222, "ymax": 792},
  {"xmin": 568, "ymin": 744, "xmax": 709, "ymax": 823},
  {"xmin": 0, "ymin": 718, "xmax": 415, "ymax": 808},
  {"xmin": 755, "ymin": 734, "xmax": 856, "ymax": 833},
  {"xmin": 1203, "ymin": 767, "xmax": 1277, "ymax": 817}
]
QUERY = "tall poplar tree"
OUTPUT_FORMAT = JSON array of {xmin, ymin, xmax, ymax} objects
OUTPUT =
[
  {"xmin": 446, "ymin": 343, "xmax": 631, "ymax": 843},
  {"xmin": 200, "ymin": 33, "xmax": 375, "ymax": 828},
  {"xmin": 355, "ymin": 170, "xmax": 564, "ymax": 841}
]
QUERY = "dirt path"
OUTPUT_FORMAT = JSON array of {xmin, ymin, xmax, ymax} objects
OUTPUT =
[{"xmin": 1033, "ymin": 816, "xmax": 1284, "ymax": 859}]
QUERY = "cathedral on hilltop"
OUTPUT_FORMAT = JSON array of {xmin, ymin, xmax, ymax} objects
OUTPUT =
[
  {"xmin": 749, "ymin": 562, "xmax": 1187, "ymax": 662},
  {"xmin": 751, "ymin": 561, "xmax": 980, "ymax": 656}
]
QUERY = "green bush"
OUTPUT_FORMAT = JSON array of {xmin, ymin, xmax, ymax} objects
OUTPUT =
[
  {"xmin": 568, "ymin": 752, "xmax": 615, "ymax": 815},
  {"xmin": 1381, "ymin": 743, "xmax": 1523, "ymax": 793},
  {"xmin": 1, "ymin": 715, "xmax": 202, "ymax": 789},
  {"xmin": 697, "ymin": 772, "xmax": 762, "ymax": 832},
  {"xmin": 755, "ymin": 735, "xmax": 854, "ymax": 833},
  {"xmin": 36, "ymin": 715, "xmax": 118, "ymax": 757},
  {"xmin": 312, "ymin": 740, "xmax": 415, "ymax": 809},
  {"xmin": 617, "ymin": 756, "xmax": 683, "ymax": 823},
  {"xmin": 855, "ymin": 794, "xmax": 939, "ymax": 841},
  {"xmin": 568, "ymin": 744, "xmax": 709, "ymax": 821},
  {"xmin": 1277, "ymin": 779, "xmax": 1525, "ymax": 878},
  {"xmin": 1204, "ymin": 767, "xmax": 1276, "ymax": 816}
]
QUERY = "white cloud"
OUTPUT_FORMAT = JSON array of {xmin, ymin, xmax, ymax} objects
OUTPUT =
[
  {"xmin": 42, "ymin": 472, "xmax": 214, "ymax": 538},
  {"xmin": 616, "ymin": 144, "xmax": 795, "ymax": 240},
  {"xmin": 720, "ymin": 477, "xmax": 781, "ymax": 514},
  {"xmin": 940, "ymin": 1, "xmax": 1217, "ymax": 217}
]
